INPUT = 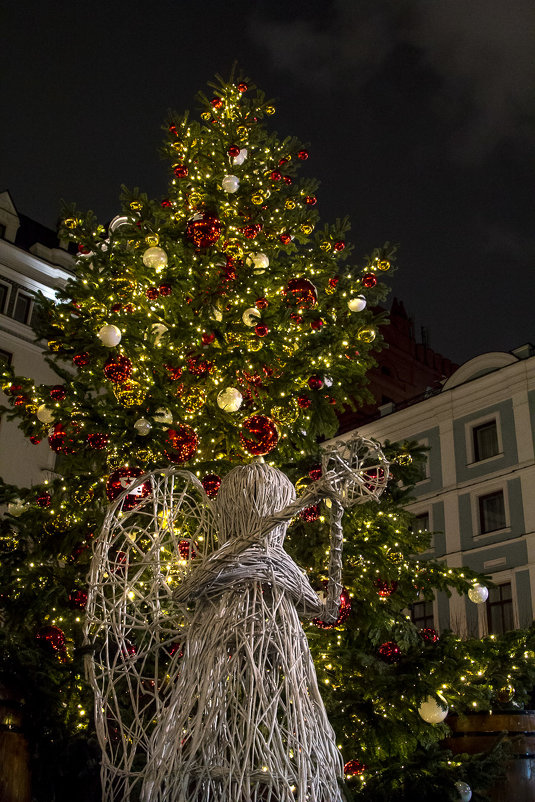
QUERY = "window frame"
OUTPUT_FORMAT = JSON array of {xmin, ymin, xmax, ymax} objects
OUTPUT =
[
  {"xmin": 465, "ymin": 413, "xmax": 503, "ymax": 467},
  {"xmin": 12, "ymin": 288, "xmax": 34, "ymax": 325},
  {"xmin": 0, "ymin": 280, "xmax": 11, "ymax": 315},
  {"xmin": 486, "ymin": 581, "xmax": 514, "ymax": 635},
  {"xmin": 478, "ymin": 489, "xmax": 507, "ymax": 535},
  {"xmin": 410, "ymin": 598, "xmax": 435, "ymax": 630}
]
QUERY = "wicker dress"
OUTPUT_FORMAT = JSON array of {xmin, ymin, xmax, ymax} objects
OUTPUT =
[{"xmin": 141, "ymin": 463, "xmax": 344, "ymax": 802}]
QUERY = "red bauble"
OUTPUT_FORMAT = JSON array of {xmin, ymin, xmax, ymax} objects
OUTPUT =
[
  {"xmin": 297, "ymin": 149, "xmax": 309, "ymax": 160},
  {"xmin": 308, "ymin": 375, "xmax": 323, "ymax": 390},
  {"xmin": 237, "ymin": 82, "xmax": 248, "ymax": 92},
  {"xmin": 48, "ymin": 423, "xmax": 77, "ymax": 454},
  {"xmin": 313, "ymin": 586, "xmax": 351, "ymax": 629},
  {"xmin": 146, "ymin": 287, "xmax": 159, "ymax": 300},
  {"xmin": 304, "ymin": 195, "xmax": 317, "ymax": 206},
  {"xmin": 279, "ymin": 233, "xmax": 291, "ymax": 245},
  {"xmin": 165, "ymin": 425, "xmax": 198, "ymax": 463},
  {"xmin": 228, "ymin": 145, "xmax": 240, "ymax": 157},
  {"xmin": 165, "ymin": 364, "xmax": 183, "ymax": 381},
  {"xmin": 87, "ymin": 433, "xmax": 109, "ymax": 451},
  {"xmin": 328, "ymin": 277, "xmax": 339, "ymax": 291},
  {"xmin": 211, "ymin": 96, "xmax": 223, "ymax": 108},
  {"xmin": 36, "ymin": 625, "xmax": 66, "ymax": 653},
  {"xmin": 308, "ymin": 465, "xmax": 322, "ymax": 481},
  {"xmin": 270, "ymin": 170, "xmax": 282, "ymax": 181},
  {"xmin": 168, "ymin": 641, "xmax": 183, "ymax": 658},
  {"xmin": 68, "ymin": 590, "xmax": 88, "ymax": 609},
  {"xmin": 159, "ymin": 284, "xmax": 172, "ymax": 296},
  {"xmin": 311, "ymin": 318, "xmax": 324, "ymax": 330},
  {"xmin": 173, "ymin": 165, "xmax": 188, "ymax": 178},
  {"xmin": 297, "ymin": 395, "xmax": 311, "ymax": 409},
  {"xmin": 7, "ymin": 384, "xmax": 22, "ymax": 395},
  {"xmin": 243, "ymin": 224, "xmax": 261, "ymax": 240},
  {"xmin": 29, "ymin": 436, "xmax": 41, "ymax": 445},
  {"xmin": 168, "ymin": 124, "xmax": 178, "ymax": 135},
  {"xmin": 73, "ymin": 352, "xmax": 90, "ymax": 367},
  {"xmin": 161, "ymin": 199, "xmax": 172, "ymax": 207},
  {"xmin": 420, "ymin": 627, "xmax": 439, "ymax": 643},
  {"xmin": 284, "ymin": 278, "xmax": 317, "ymax": 308},
  {"xmin": 362, "ymin": 274, "xmax": 377, "ymax": 288},
  {"xmin": 255, "ymin": 324, "xmax": 269, "ymax": 338},
  {"xmin": 374, "ymin": 579, "xmax": 398, "ymax": 598},
  {"xmin": 187, "ymin": 355, "xmax": 213, "ymax": 376},
  {"xmin": 36, "ymin": 491, "xmax": 52, "ymax": 508},
  {"xmin": 255, "ymin": 297, "xmax": 268, "ymax": 310},
  {"xmin": 106, "ymin": 467, "xmax": 151, "ymax": 510},
  {"xmin": 300, "ymin": 504, "xmax": 320, "ymax": 522},
  {"xmin": 201, "ymin": 332, "xmax": 215, "ymax": 346},
  {"xmin": 50, "ymin": 385, "xmax": 66, "ymax": 401},
  {"xmin": 283, "ymin": 175, "xmax": 292, "ymax": 185},
  {"xmin": 378, "ymin": 641, "xmax": 401, "ymax": 663},
  {"xmin": 344, "ymin": 760, "xmax": 367, "ymax": 777},
  {"xmin": 201, "ymin": 473, "xmax": 221, "ymax": 498},
  {"xmin": 178, "ymin": 539, "xmax": 198, "ymax": 560},
  {"xmin": 186, "ymin": 214, "xmax": 222, "ymax": 249},
  {"xmin": 104, "ymin": 354, "xmax": 132, "ymax": 384},
  {"xmin": 334, "ymin": 241, "xmax": 345, "ymax": 251},
  {"xmin": 290, "ymin": 313, "xmax": 303, "ymax": 324},
  {"xmin": 14, "ymin": 394, "xmax": 27, "ymax": 406},
  {"xmin": 240, "ymin": 415, "xmax": 279, "ymax": 456}
]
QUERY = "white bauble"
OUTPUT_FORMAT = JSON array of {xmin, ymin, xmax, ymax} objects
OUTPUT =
[
  {"xmin": 468, "ymin": 583, "xmax": 489, "ymax": 604},
  {"xmin": 8, "ymin": 499, "xmax": 28, "ymax": 518},
  {"xmin": 247, "ymin": 252, "xmax": 269, "ymax": 273},
  {"xmin": 348, "ymin": 295, "xmax": 367, "ymax": 312},
  {"xmin": 108, "ymin": 215, "xmax": 129, "ymax": 233},
  {"xmin": 454, "ymin": 781, "xmax": 472, "ymax": 801},
  {"xmin": 98, "ymin": 324, "xmax": 122, "ymax": 347},
  {"xmin": 210, "ymin": 307, "xmax": 223, "ymax": 322},
  {"xmin": 154, "ymin": 407, "xmax": 173, "ymax": 428},
  {"xmin": 37, "ymin": 404, "xmax": 55, "ymax": 424},
  {"xmin": 222, "ymin": 174, "xmax": 240, "ymax": 193},
  {"xmin": 232, "ymin": 148, "xmax": 248, "ymax": 165},
  {"xmin": 418, "ymin": 694, "xmax": 448, "ymax": 724},
  {"xmin": 242, "ymin": 307, "xmax": 261, "ymax": 327},
  {"xmin": 142, "ymin": 246, "xmax": 168, "ymax": 270},
  {"xmin": 134, "ymin": 418, "xmax": 152, "ymax": 436},
  {"xmin": 217, "ymin": 387, "xmax": 243, "ymax": 412},
  {"xmin": 151, "ymin": 323, "xmax": 168, "ymax": 345}
]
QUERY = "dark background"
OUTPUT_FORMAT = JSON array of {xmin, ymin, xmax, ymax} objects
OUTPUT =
[{"xmin": 2, "ymin": 0, "xmax": 534, "ymax": 365}]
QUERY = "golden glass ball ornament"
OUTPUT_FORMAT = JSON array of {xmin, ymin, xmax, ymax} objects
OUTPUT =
[
  {"xmin": 106, "ymin": 451, "xmax": 125, "ymax": 471},
  {"xmin": 112, "ymin": 276, "xmax": 137, "ymax": 300},
  {"xmin": 225, "ymin": 330, "xmax": 246, "ymax": 347},
  {"xmin": 63, "ymin": 217, "xmax": 80, "ymax": 229},
  {"xmin": 251, "ymin": 192, "xmax": 264, "ymax": 205},
  {"xmin": 285, "ymin": 199, "xmax": 296, "ymax": 210},
  {"xmin": 376, "ymin": 258, "xmax": 391, "ymax": 271},
  {"xmin": 72, "ymin": 488, "xmax": 94, "ymax": 506},
  {"xmin": 129, "ymin": 201, "xmax": 143, "ymax": 212},
  {"xmin": 300, "ymin": 223, "xmax": 314, "ymax": 235},
  {"xmin": 242, "ymin": 307, "xmax": 261, "ymax": 327},
  {"xmin": 357, "ymin": 327, "xmax": 376, "ymax": 343},
  {"xmin": 113, "ymin": 380, "xmax": 147, "ymax": 407},
  {"xmin": 246, "ymin": 336, "xmax": 264, "ymax": 352},
  {"xmin": 142, "ymin": 246, "xmax": 168, "ymax": 270},
  {"xmin": 223, "ymin": 239, "xmax": 244, "ymax": 259},
  {"xmin": 180, "ymin": 386, "xmax": 206, "ymax": 413},
  {"xmin": 271, "ymin": 397, "xmax": 300, "ymax": 426},
  {"xmin": 265, "ymin": 106, "xmax": 276, "ymax": 115},
  {"xmin": 320, "ymin": 241, "xmax": 332, "ymax": 252},
  {"xmin": 145, "ymin": 233, "xmax": 160, "ymax": 247}
]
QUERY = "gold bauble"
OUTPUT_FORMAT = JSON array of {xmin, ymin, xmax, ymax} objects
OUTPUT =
[
  {"xmin": 246, "ymin": 337, "xmax": 264, "ymax": 352},
  {"xmin": 188, "ymin": 191, "xmax": 204, "ymax": 208},
  {"xmin": 63, "ymin": 217, "xmax": 80, "ymax": 229},
  {"xmin": 388, "ymin": 551, "xmax": 403, "ymax": 564},
  {"xmin": 265, "ymin": 106, "xmax": 276, "ymax": 115},
  {"xmin": 396, "ymin": 453, "xmax": 413, "ymax": 466},
  {"xmin": 271, "ymin": 397, "xmax": 300, "ymax": 425},
  {"xmin": 106, "ymin": 451, "xmax": 124, "ymax": 471},
  {"xmin": 113, "ymin": 380, "xmax": 146, "ymax": 407},
  {"xmin": 25, "ymin": 403, "xmax": 39, "ymax": 416},
  {"xmin": 44, "ymin": 516, "xmax": 70, "ymax": 535},
  {"xmin": 357, "ymin": 327, "xmax": 376, "ymax": 343},
  {"xmin": 377, "ymin": 259, "xmax": 391, "ymax": 271},
  {"xmin": 320, "ymin": 241, "xmax": 332, "ymax": 252},
  {"xmin": 48, "ymin": 341, "xmax": 62, "ymax": 352},
  {"xmin": 282, "ymin": 341, "xmax": 299, "ymax": 356},
  {"xmin": 226, "ymin": 331, "xmax": 245, "ymax": 346},
  {"xmin": 129, "ymin": 201, "xmax": 143, "ymax": 211},
  {"xmin": 136, "ymin": 446, "xmax": 156, "ymax": 464},
  {"xmin": 145, "ymin": 233, "xmax": 159, "ymax": 247},
  {"xmin": 497, "ymin": 685, "xmax": 514, "ymax": 704},
  {"xmin": 180, "ymin": 387, "xmax": 206, "ymax": 412},
  {"xmin": 236, "ymin": 125, "xmax": 248, "ymax": 138},
  {"xmin": 113, "ymin": 277, "xmax": 137, "ymax": 300},
  {"xmin": 295, "ymin": 476, "xmax": 313, "ymax": 494},
  {"xmin": 285, "ymin": 199, "xmax": 296, "ymax": 210},
  {"xmin": 72, "ymin": 488, "xmax": 94, "ymax": 506},
  {"xmin": 200, "ymin": 111, "xmax": 211, "ymax": 121},
  {"xmin": 224, "ymin": 239, "xmax": 244, "ymax": 259},
  {"xmin": 300, "ymin": 223, "xmax": 314, "ymax": 235},
  {"xmin": 251, "ymin": 193, "xmax": 264, "ymax": 205}
]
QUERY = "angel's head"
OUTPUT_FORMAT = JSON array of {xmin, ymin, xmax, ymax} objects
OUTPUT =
[{"xmin": 215, "ymin": 462, "xmax": 296, "ymax": 545}]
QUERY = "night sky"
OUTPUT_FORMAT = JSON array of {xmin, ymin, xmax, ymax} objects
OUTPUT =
[{"xmin": 2, "ymin": 0, "xmax": 534, "ymax": 366}]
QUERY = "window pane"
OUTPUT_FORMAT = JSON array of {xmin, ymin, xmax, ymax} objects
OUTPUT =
[
  {"xmin": 0, "ymin": 283, "xmax": 8, "ymax": 313},
  {"xmin": 414, "ymin": 512, "xmax": 429, "ymax": 532},
  {"xmin": 479, "ymin": 491, "xmax": 506, "ymax": 533},
  {"xmin": 0, "ymin": 349, "xmax": 12, "ymax": 365},
  {"xmin": 487, "ymin": 582, "xmax": 513, "ymax": 634},
  {"xmin": 473, "ymin": 421, "xmax": 499, "ymax": 461},
  {"xmin": 411, "ymin": 600, "xmax": 434, "ymax": 629},
  {"xmin": 13, "ymin": 292, "xmax": 32, "ymax": 324}
]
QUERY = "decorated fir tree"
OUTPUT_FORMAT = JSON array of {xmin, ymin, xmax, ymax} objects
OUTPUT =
[{"xmin": 1, "ymin": 73, "xmax": 534, "ymax": 802}]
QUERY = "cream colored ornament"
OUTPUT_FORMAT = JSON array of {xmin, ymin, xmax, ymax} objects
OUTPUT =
[
  {"xmin": 217, "ymin": 387, "xmax": 243, "ymax": 412},
  {"xmin": 232, "ymin": 148, "xmax": 248, "ymax": 165},
  {"xmin": 210, "ymin": 307, "xmax": 223, "ymax": 322},
  {"xmin": 150, "ymin": 323, "xmax": 168, "ymax": 345},
  {"xmin": 98, "ymin": 324, "xmax": 122, "ymax": 347},
  {"xmin": 8, "ymin": 499, "xmax": 28, "ymax": 518},
  {"xmin": 134, "ymin": 418, "xmax": 152, "ymax": 436},
  {"xmin": 222, "ymin": 175, "xmax": 240, "ymax": 193},
  {"xmin": 468, "ymin": 583, "xmax": 488, "ymax": 604},
  {"xmin": 347, "ymin": 295, "xmax": 367, "ymax": 312},
  {"xmin": 242, "ymin": 307, "xmax": 261, "ymax": 327},
  {"xmin": 418, "ymin": 694, "xmax": 448, "ymax": 724},
  {"xmin": 153, "ymin": 408, "xmax": 173, "ymax": 428},
  {"xmin": 37, "ymin": 404, "xmax": 55, "ymax": 424},
  {"xmin": 454, "ymin": 781, "xmax": 472, "ymax": 801},
  {"xmin": 247, "ymin": 252, "xmax": 269, "ymax": 273},
  {"xmin": 108, "ymin": 215, "xmax": 130, "ymax": 233},
  {"xmin": 142, "ymin": 246, "xmax": 168, "ymax": 270}
]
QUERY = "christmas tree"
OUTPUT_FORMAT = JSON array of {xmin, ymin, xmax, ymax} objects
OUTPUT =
[{"xmin": 1, "ymin": 73, "xmax": 534, "ymax": 802}]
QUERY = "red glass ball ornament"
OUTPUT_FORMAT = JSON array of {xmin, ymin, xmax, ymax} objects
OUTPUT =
[
  {"xmin": 305, "ymin": 195, "xmax": 317, "ymax": 206},
  {"xmin": 243, "ymin": 224, "xmax": 261, "ymax": 239},
  {"xmin": 237, "ymin": 82, "xmax": 248, "ymax": 92},
  {"xmin": 326, "ymin": 395, "xmax": 337, "ymax": 405},
  {"xmin": 165, "ymin": 364, "xmax": 183, "ymax": 381},
  {"xmin": 29, "ymin": 436, "xmax": 41, "ymax": 445},
  {"xmin": 228, "ymin": 145, "xmax": 241, "ymax": 157},
  {"xmin": 111, "ymin": 303, "xmax": 122, "ymax": 313},
  {"xmin": 270, "ymin": 170, "xmax": 282, "ymax": 181},
  {"xmin": 36, "ymin": 491, "xmax": 52, "ymax": 508},
  {"xmin": 308, "ymin": 375, "xmax": 323, "ymax": 390},
  {"xmin": 334, "ymin": 241, "xmax": 345, "ymax": 251},
  {"xmin": 255, "ymin": 324, "xmax": 269, "ymax": 338},
  {"xmin": 313, "ymin": 586, "xmax": 351, "ymax": 629},
  {"xmin": 279, "ymin": 233, "xmax": 291, "ymax": 245},
  {"xmin": 123, "ymin": 303, "xmax": 134, "ymax": 314},
  {"xmin": 77, "ymin": 244, "xmax": 91, "ymax": 255},
  {"xmin": 168, "ymin": 124, "xmax": 177, "ymax": 135},
  {"xmin": 374, "ymin": 578, "xmax": 398, "ymax": 598},
  {"xmin": 362, "ymin": 274, "xmax": 377, "ymax": 288},
  {"xmin": 290, "ymin": 313, "xmax": 304, "ymax": 324},
  {"xmin": 309, "ymin": 465, "xmax": 322, "ymax": 481},
  {"xmin": 240, "ymin": 415, "xmax": 279, "ymax": 456},
  {"xmin": 283, "ymin": 278, "xmax": 317, "ymax": 308},
  {"xmin": 106, "ymin": 466, "xmax": 151, "ymax": 510},
  {"xmin": 73, "ymin": 352, "xmax": 90, "ymax": 367},
  {"xmin": 201, "ymin": 473, "xmax": 221, "ymax": 498},
  {"xmin": 344, "ymin": 760, "xmax": 367, "ymax": 777},
  {"xmin": 378, "ymin": 641, "xmax": 401, "ymax": 663},
  {"xmin": 14, "ymin": 394, "xmax": 27, "ymax": 406},
  {"xmin": 173, "ymin": 165, "xmax": 188, "ymax": 178},
  {"xmin": 311, "ymin": 318, "xmax": 324, "ymax": 330},
  {"xmin": 146, "ymin": 287, "xmax": 159, "ymax": 300},
  {"xmin": 48, "ymin": 423, "xmax": 77, "ymax": 454},
  {"xmin": 178, "ymin": 539, "xmax": 198, "ymax": 560},
  {"xmin": 68, "ymin": 590, "xmax": 88, "ymax": 609},
  {"xmin": 104, "ymin": 355, "xmax": 132, "ymax": 384},
  {"xmin": 36, "ymin": 625, "xmax": 66, "ymax": 653},
  {"xmin": 159, "ymin": 284, "xmax": 172, "ymax": 296},
  {"xmin": 255, "ymin": 297, "xmax": 268, "ymax": 310},
  {"xmin": 186, "ymin": 214, "xmax": 222, "ymax": 249},
  {"xmin": 300, "ymin": 504, "xmax": 320, "ymax": 522},
  {"xmin": 283, "ymin": 175, "xmax": 292, "ymax": 185},
  {"xmin": 420, "ymin": 627, "xmax": 439, "ymax": 643},
  {"xmin": 297, "ymin": 395, "xmax": 311, "ymax": 409},
  {"xmin": 297, "ymin": 149, "xmax": 309, "ymax": 160},
  {"xmin": 187, "ymin": 355, "xmax": 213, "ymax": 376},
  {"xmin": 211, "ymin": 97, "xmax": 223, "ymax": 108},
  {"xmin": 7, "ymin": 384, "xmax": 22, "ymax": 395},
  {"xmin": 165, "ymin": 425, "xmax": 198, "ymax": 463},
  {"xmin": 201, "ymin": 332, "xmax": 215, "ymax": 346},
  {"xmin": 328, "ymin": 277, "xmax": 339, "ymax": 291},
  {"xmin": 87, "ymin": 433, "xmax": 109, "ymax": 451},
  {"xmin": 161, "ymin": 199, "xmax": 172, "ymax": 208},
  {"xmin": 49, "ymin": 385, "xmax": 66, "ymax": 401}
]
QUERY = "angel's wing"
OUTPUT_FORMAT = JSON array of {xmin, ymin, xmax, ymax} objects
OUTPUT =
[
  {"xmin": 84, "ymin": 467, "xmax": 217, "ymax": 802},
  {"xmin": 321, "ymin": 434, "xmax": 390, "ymax": 507}
]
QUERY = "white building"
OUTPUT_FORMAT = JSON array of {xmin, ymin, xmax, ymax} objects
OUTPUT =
[
  {"xmin": 351, "ymin": 345, "xmax": 535, "ymax": 637},
  {"xmin": 0, "ymin": 191, "xmax": 72, "ymax": 488}
]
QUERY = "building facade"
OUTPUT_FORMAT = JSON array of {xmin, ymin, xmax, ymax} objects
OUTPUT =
[
  {"xmin": 351, "ymin": 345, "xmax": 535, "ymax": 638},
  {"xmin": 0, "ymin": 191, "xmax": 72, "ymax": 488}
]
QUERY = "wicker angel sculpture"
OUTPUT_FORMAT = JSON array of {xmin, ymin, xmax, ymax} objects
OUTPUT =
[{"xmin": 85, "ymin": 435, "xmax": 389, "ymax": 802}]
